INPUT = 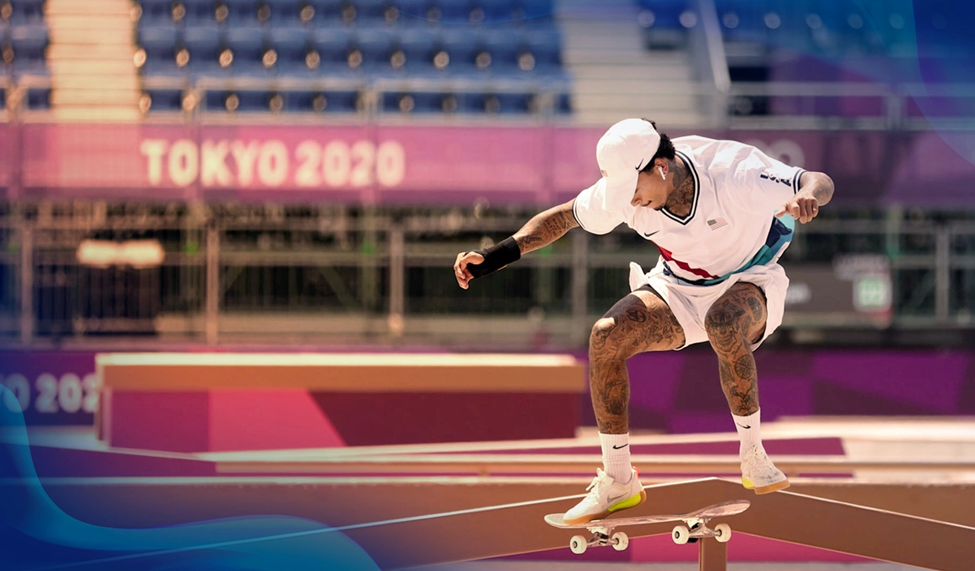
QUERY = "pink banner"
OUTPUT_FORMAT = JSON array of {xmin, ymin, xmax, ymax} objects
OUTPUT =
[
  {"xmin": 20, "ymin": 123, "xmax": 554, "ymax": 202},
  {"xmin": 11, "ymin": 122, "xmax": 975, "ymax": 206},
  {"xmin": 0, "ymin": 124, "xmax": 12, "ymax": 194}
]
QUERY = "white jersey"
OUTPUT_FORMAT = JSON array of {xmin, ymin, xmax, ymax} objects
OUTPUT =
[{"xmin": 572, "ymin": 136, "xmax": 806, "ymax": 286}]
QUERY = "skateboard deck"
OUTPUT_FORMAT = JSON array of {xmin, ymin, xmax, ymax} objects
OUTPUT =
[{"xmin": 544, "ymin": 499, "xmax": 749, "ymax": 554}]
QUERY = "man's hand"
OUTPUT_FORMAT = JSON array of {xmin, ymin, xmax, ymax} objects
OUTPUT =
[
  {"xmin": 453, "ymin": 251, "xmax": 484, "ymax": 290},
  {"xmin": 775, "ymin": 195, "xmax": 820, "ymax": 224},
  {"xmin": 777, "ymin": 171, "xmax": 833, "ymax": 224}
]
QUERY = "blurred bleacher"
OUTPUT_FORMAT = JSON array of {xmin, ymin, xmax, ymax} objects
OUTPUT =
[
  {"xmin": 0, "ymin": 0, "xmax": 969, "ymax": 125},
  {"xmin": 626, "ymin": 0, "xmax": 974, "ymax": 128},
  {"xmin": 1, "ymin": 0, "xmax": 51, "ymax": 110},
  {"xmin": 134, "ymin": 0, "xmax": 572, "ymax": 115}
]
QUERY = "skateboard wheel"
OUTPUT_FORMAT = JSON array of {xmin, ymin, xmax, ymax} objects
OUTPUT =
[
  {"xmin": 672, "ymin": 525, "xmax": 690, "ymax": 545},
  {"xmin": 611, "ymin": 531, "xmax": 629, "ymax": 551},
  {"xmin": 569, "ymin": 535, "xmax": 587, "ymax": 554},
  {"xmin": 715, "ymin": 523, "xmax": 732, "ymax": 543}
]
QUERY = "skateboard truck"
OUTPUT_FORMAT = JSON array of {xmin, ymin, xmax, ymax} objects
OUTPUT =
[
  {"xmin": 545, "ymin": 499, "xmax": 748, "ymax": 555},
  {"xmin": 568, "ymin": 524, "xmax": 630, "ymax": 554},
  {"xmin": 670, "ymin": 517, "xmax": 732, "ymax": 545}
]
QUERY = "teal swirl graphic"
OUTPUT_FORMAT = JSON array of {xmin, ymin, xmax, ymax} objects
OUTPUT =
[{"xmin": 0, "ymin": 385, "xmax": 379, "ymax": 570}]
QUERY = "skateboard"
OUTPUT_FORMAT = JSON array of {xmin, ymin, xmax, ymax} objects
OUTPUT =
[{"xmin": 544, "ymin": 499, "xmax": 750, "ymax": 554}]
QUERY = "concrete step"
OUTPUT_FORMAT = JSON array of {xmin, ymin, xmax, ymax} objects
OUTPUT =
[
  {"xmin": 51, "ymin": 89, "xmax": 140, "ymax": 106},
  {"xmin": 45, "ymin": 0, "xmax": 141, "ymax": 114},
  {"xmin": 46, "ymin": 4, "xmax": 132, "ymax": 17},
  {"xmin": 572, "ymin": 65, "xmax": 696, "ymax": 82},
  {"xmin": 50, "ymin": 28, "xmax": 132, "ymax": 44},
  {"xmin": 49, "ymin": 44, "xmax": 135, "ymax": 60},
  {"xmin": 50, "ymin": 60, "xmax": 137, "ymax": 76},
  {"xmin": 565, "ymin": 50, "xmax": 690, "ymax": 66},
  {"xmin": 572, "ymin": 86, "xmax": 700, "ymax": 105},
  {"xmin": 555, "ymin": 0, "xmax": 709, "ymax": 124},
  {"xmin": 574, "ymin": 110, "xmax": 710, "ymax": 128},
  {"xmin": 56, "ymin": 79, "xmax": 141, "ymax": 92},
  {"xmin": 51, "ymin": 107, "xmax": 142, "ymax": 122},
  {"xmin": 46, "ymin": 13, "xmax": 132, "ymax": 28},
  {"xmin": 573, "ymin": 93, "xmax": 700, "ymax": 112}
]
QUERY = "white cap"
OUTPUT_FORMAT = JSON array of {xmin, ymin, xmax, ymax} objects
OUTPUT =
[{"xmin": 595, "ymin": 118, "xmax": 662, "ymax": 210}]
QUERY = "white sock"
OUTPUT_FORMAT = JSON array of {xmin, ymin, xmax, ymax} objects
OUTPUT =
[
  {"xmin": 599, "ymin": 432, "xmax": 632, "ymax": 482},
  {"xmin": 732, "ymin": 410, "xmax": 762, "ymax": 457}
]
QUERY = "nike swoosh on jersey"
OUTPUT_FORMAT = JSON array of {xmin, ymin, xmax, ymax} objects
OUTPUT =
[{"xmin": 643, "ymin": 231, "xmax": 659, "ymax": 238}]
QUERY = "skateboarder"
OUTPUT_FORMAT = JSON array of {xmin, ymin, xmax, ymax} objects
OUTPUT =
[{"xmin": 453, "ymin": 118, "xmax": 834, "ymax": 524}]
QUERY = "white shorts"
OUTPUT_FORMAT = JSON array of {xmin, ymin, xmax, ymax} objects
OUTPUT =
[{"xmin": 628, "ymin": 258, "xmax": 789, "ymax": 351}]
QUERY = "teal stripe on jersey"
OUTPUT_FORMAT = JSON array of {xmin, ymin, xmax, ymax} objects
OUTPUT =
[{"xmin": 663, "ymin": 215, "xmax": 795, "ymax": 286}]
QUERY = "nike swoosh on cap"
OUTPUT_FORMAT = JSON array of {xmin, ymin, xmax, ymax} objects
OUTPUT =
[{"xmin": 635, "ymin": 159, "xmax": 646, "ymax": 171}]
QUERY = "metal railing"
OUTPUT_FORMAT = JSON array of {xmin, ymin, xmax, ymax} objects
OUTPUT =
[{"xmin": 1, "ymin": 206, "xmax": 974, "ymax": 349}]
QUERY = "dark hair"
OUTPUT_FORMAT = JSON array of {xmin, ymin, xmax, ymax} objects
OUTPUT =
[{"xmin": 639, "ymin": 118, "xmax": 675, "ymax": 174}]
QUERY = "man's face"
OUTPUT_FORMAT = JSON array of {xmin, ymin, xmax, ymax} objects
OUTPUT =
[{"xmin": 630, "ymin": 161, "xmax": 670, "ymax": 209}]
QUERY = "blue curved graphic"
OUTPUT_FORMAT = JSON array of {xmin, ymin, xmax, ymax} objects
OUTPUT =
[
  {"xmin": 763, "ymin": 0, "xmax": 972, "ymax": 165},
  {"xmin": 0, "ymin": 386, "xmax": 379, "ymax": 570},
  {"xmin": 910, "ymin": 0, "xmax": 975, "ymax": 166}
]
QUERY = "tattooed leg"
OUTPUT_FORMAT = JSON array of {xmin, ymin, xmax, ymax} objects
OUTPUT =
[
  {"xmin": 589, "ymin": 287, "xmax": 685, "ymax": 434},
  {"xmin": 704, "ymin": 282, "xmax": 768, "ymax": 416}
]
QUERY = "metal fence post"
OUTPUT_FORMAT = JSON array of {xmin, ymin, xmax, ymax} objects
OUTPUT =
[
  {"xmin": 19, "ymin": 224, "xmax": 33, "ymax": 345},
  {"xmin": 206, "ymin": 224, "xmax": 220, "ymax": 345},
  {"xmin": 936, "ymin": 227, "xmax": 951, "ymax": 323},
  {"xmin": 388, "ymin": 224, "xmax": 405, "ymax": 337}
]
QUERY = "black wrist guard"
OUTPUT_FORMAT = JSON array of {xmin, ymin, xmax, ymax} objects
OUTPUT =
[{"xmin": 469, "ymin": 237, "xmax": 521, "ymax": 279}]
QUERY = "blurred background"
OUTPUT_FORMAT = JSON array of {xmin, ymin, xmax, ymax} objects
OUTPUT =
[
  {"xmin": 1, "ymin": 0, "xmax": 975, "ymax": 568},
  {"xmin": 2, "ymin": 0, "xmax": 974, "ymax": 424}
]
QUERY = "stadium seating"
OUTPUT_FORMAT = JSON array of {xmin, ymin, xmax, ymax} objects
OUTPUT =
[
  {"xmin": 1, "ymin": 0, "xmax": 51, "ymax": 109},
  {"xmin": 266, "ymin": 23, "xmax": 310, "ymax": 75},
  {"xmin": 396, "ymin": 26, "xmax": 438, "ymax": 75},
  {"xmin": 632, "ymin": 0, "xmax": 951, "ymax": 121},
  {"xmin": 133, "ymin": 0, "xmax": 571, "ymax": 116},
  {"xmin": 635, "ymin": 0, "xmax": 690, "ymax": 48},
  {"xmin": 224, "ymin": 23, "xmax": 269, "ymax": 76},
  {"xmin": 633, "ymin": 0, "xmax": 923, "ymax": 59},
  {"xmin": 182, "ymin": 23, "xmax": 225, "ymax": 78},
  {"xmin": 5, "ymin": 0, "xmax": 45, "ymax": 23},
  {"xmin": 309, "ymin": 25, "xmax": 355, "ymax": 74}
]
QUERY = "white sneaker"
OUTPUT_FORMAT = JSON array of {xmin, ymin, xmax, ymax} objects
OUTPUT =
[
  {"xmin": 740, "ymin": 445, "xmax": 790, "ymax": 494},
  {"xmin": 563, "ymin": 468, "xmax": 646, "ymax": 525}
]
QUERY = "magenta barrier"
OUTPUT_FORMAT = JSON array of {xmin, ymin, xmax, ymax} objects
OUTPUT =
[
  {"xmin": 4, "ymin": 347, "xmax": 975, "ymax": 434},
  {"xmin": 5, "ymin": 122, "xmax": 973, "ymax": 206}
]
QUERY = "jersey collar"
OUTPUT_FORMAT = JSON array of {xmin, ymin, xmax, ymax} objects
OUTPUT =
[{"xmin": 662, "ymin": 150, "xmax": 700, "ymax": 225}]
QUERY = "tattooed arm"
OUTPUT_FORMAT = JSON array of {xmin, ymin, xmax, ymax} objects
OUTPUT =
[
  {"xmin": 512, "ymin": 199, "xmax": 581, "ymax": 254},
  {"xmin": 454, "ymin": 199, "xmax": 580, "ymax": 289},
  {"xmin": 775, "ymin": 171, "xmax": 834, "ymax": 224}
]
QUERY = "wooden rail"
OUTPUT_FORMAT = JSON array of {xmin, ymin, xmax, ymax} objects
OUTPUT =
[
  {"xmin": 19, "ymin": 475, "xmax": 975, "ymax": 570},
  {"xmin": 338, "ymin": 477, "xmax": 975, "ymax": 570},
  {"xmin": 215, "ymin": 453, "xmax": 975, "ymax": 476}
]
